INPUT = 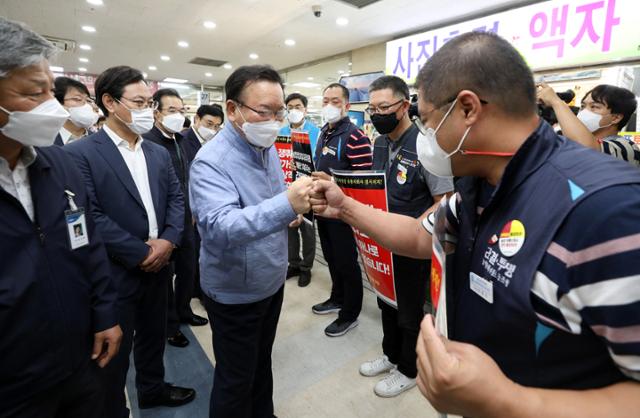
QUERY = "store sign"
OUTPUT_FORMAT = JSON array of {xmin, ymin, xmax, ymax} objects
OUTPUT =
[{"xmin": 386, "ymin": 0, "xmax": 640, "ymax": 84}]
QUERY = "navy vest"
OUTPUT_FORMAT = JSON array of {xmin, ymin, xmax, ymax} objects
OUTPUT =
[
  {"xmin": 448, "ymin": 121, "xmax": 640, "ymax": 389},
  {"xmin": 315, "ymin": 117, "xmax": 353, "ymax": 174},
  {"xmin": 372, "ymin": 125, "xmax": 433, "ymax": 218}
]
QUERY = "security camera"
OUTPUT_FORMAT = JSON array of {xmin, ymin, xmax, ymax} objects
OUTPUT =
[{"xmin": 312, "ymin": 5, "xmax": 322, "ymax": 17}]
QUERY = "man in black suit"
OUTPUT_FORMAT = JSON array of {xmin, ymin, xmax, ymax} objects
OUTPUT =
[
  {"xmin": 144, "ymin": 88, "xmax": 208, "ymax": 350},
  {"xmin": 65, "ymin": 66, "xmax": 195, "ymax": 418}
]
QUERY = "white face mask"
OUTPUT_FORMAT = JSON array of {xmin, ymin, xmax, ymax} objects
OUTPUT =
[
  {"xmin": 236, "ymin": 107, "xmax": 281, "ymax": 148},
  {"xmin": 322, "ymin": 105, "xmax": 342, "ymax": 124},
  {"xmin": 416, "ymin": 99, "xmax": 471, "ymax": 178},
  {"xmin": 197, "ymin": 126, "xmax": 217, "ymax": 142},
  {"xmin": 287, "ymin": 109, "xmax": 305, "ymax": 125},
  {"xmin": 161, "ymin": 113, "xmax": 186, "ymax": 134},
  {"xmin": 68, "ymin": 103, "xmax": 99, "ymax": 129},
  {"xmin": 577, "ymin": 108, "xmax": 611, "ymax": 133},
  {"xmin": 116, "ymin": 99, "xmax": 154, "ymax": 135},
  {"xmin": 0, "ymin": 98, "xmax": 70, "ymax": 147}
]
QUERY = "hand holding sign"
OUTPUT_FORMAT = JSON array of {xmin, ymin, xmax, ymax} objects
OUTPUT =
[
  {"xmin": 310, "ymin": 179, "xmax": 345, "ymax": 219},
  {"xmin": 287, "ymin": 176, "xmax": 314, "ymax": 214},
  {"xmin": 416, "ymin": 314, "xmax": 518, "ymax": 418}
]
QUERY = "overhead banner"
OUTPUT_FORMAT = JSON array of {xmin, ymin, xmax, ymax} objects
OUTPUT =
[
  {"xmin": 386, "ymin": 0, "xmax": 640, "ymax": 84},
  {"xmin": 292, "ymin": 131, "xmax": 316, "ymax": 225},
  {"xmin": 332, "ymin": 170, "xmax": 397, "ymax": 307},
  {"xmin": 275, "ymin": 135, "xmax": 293, "ymax": 185}
]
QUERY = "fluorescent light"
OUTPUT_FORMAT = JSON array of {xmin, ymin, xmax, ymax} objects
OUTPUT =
[
  {"xmin": 163, "ymin": 77, "xmax": 188, "ymax": 83},
  {"xmin": 338, "ymin": 70, "xmax": 344, "ymax": 74},
  {"xmin": 177, "ymin": 41, "xmax": 189, "ymax": 48},
  {"xmin": 78, "ymin": 67, "xmax": 87, "ymax": 72},
  {"xmin": 50, "ymin": 66, "xmax": 64, "ymax": 72},
  {"xmin": 307, "ymin": 77, "xmax": 314, "ymax": 81},
  {"xmin": 284, "ymin": 39, "xmax": 296, "ymax": 46},
  {"xmin": 336, "ymin": 17, "xmax": 349, "ymax": 26},
  {"xmin": 292, "ymin": 82, "xmax": 320, "ymax": 88},
  {"xmin": 86, "ymin": 0, "xmax": 103, "ymax": 5},
  {"xmin": 82, "ymin": 25, "xmax": 96, "ymax": 33},
  {"xmin": 203, "ymin": 20, "xmax": 216, "ymax": 29},
  {"xmin": 249, "ymin": 53, "xmax": 259, "ymax": 60},
  {"xmin": 160, "ymin": 55, "xmax": 170, "ymax": 61},
  {"xmin": 79, "ymin": 44, "xmax": 91, "ymax": 50},
  {"xmin": 79, "ymin": 57, "xmax": 89, "ymax": 63},
  {"xmin": 205, "ymin": 72, "xmax": 212, "ymax": 77},
  {"xmin": 148, "ymin": 65, "xmax": 157, "ymax": 71},
  {"xmin": 348, "ymin": 62, "xmax": 352, "ymax": 66},
  {"xmin": 159, "ymin": 82, "xmax": 191, "ymax": 90},
  {"xmin": 223, "ymin": 63, "xmax": 232, "ymax": 69},
  {"xmin": 143, "ymin": 72, "xmax": 148, "ymax": 78}
]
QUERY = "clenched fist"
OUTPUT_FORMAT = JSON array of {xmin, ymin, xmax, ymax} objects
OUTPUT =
[{"xmin": 287, "ymin": 176, "xmax": 313, "ymax": 214}]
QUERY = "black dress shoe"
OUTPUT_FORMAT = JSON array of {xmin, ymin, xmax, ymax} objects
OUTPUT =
[
  {"xmin": 138, "ymin": 384, "xmax": 196, "ymax": 409},
  {"xmin": 298, "ymin": 270, "xmax": 311, "ymax": 287},
  {"xmin": 167, "ymin": 330, "xmax": 189, "ymax": 348},
  {"xmin": 182, "ymin": 314, "xmax": 209, "ymax": 326},
  {"xmin": 286, "ymin": 266, "xmax": 300, "ymax": 279}
]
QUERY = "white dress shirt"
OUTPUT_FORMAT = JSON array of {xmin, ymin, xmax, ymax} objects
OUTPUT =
[
  {"xmin": 103, "ymin": 125, "xmax": 159, "ymax": 239},
  {"xmin": 0, "ymin": 146, "xmax": 37, "ymax": 221},
  {"xmin": 59, "ymin": 126, "xmax": 87, "ymax": 145}
]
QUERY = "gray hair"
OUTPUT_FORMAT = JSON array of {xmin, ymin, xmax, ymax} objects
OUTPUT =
[{"xmin": 0, "ymin": 17, "xmax": 57, "ymax": 78}]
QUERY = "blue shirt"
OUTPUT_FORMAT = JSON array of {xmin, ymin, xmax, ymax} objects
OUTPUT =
[
  {"xmin": 189, "ymin": 124, "xmax": 297, "ymax": 304},
  {"xmin": 279, "ymin": 119, "xmax": 320, "ymax": 161}
]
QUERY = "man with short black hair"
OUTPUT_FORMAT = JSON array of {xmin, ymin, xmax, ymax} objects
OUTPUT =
[
  {"xmin": 311, "ymin": 31, "xmax": 640, "ymax": 416},
  {"xmin": 144, "ymin": 88, "xmax": 208, "ymax": 350},
  {"xmin": 53, "ymin": 76, "xmax": 99, "ymax": 145},
  {"xmin": 538, "ymin": 82, "xmax": 639, "ymax": 166},
  {"xmin": 358, "ymin": 75, "xmax": 453, "ymax": 397},
  {"xmin": 190, "ymin": 64, "xmax": 313, "ymax": 418},
  {"xmin": 0, "ymin": 17, "xmax": 121, "ymax": 418},
  {"xmin": 66, "ymin": 65, "xmax": 195, "ymax": 417},
  {"xmin": 280, "ymin": 92, "xmax": 320, "ymax": 287},
  {"xmin": 311, "ymin": 82, "xmax": 372, "ymax": 337},
  {"xmin": 183, "ymin": 103, "xmax": 224, "ymax": 161}
]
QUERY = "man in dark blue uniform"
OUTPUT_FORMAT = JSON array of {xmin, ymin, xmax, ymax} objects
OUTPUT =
[
  {"xmin": 312, "ymin": 83, "xmax": 372, "ymax": 337},
  {"xmin": 312, "ymin": 32, "xmax": 640, "ymax": 416},
  {"xmin": 144, "ymin": 88, "xmax": 209, "ymax": 350},
  {"xmin": 0, "ymin": 17, "xmax": 121, "ymax": 418},
  {"xmin": 359, "ymin": 75, "xmax": 453, "ymax": 398}
]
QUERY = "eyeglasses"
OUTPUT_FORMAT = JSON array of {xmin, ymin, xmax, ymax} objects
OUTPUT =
[
  {"xmin": 237, "ymin": 101, "xmax": 287, "ymax": 120},
  {"xmin": 119, "ymin": 96, "xmax": 158, "ymax": 110},
  {"xmin": 412, "ymin": 94, "xmax": 488, "ymax": 136},
  {"xmin": 364, "ymin": 99, "xmax": 404, "ymax": 115},
  {"xmin": 160, "ymin": 106, "xmax": 187, "ymax": 116},
  {"xmin": 64, "ymin": 96, "xmax": 95, "ymax": 106}
]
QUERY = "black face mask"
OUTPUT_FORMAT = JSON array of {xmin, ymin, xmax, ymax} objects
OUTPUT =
[{"xmin": 370, "ymin": 112, "xmax": 401, "ymax": 135}]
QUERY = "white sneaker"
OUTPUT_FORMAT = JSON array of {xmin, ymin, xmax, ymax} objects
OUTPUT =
[
  {"xmin": 374, "ymin": 370, "xmax": 416, "ymax": 398},
  {"xmin": 359, "ymin": 355, "xmax": 396, "ymax": 377}
]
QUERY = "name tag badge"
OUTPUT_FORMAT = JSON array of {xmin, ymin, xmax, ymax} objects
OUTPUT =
[
  {"xmin": 470, "ymin": 272, "xmax": 493, "ymax": 304},
  {"xmin": 65, "ymin": 208, "xmax": 89, "ymax": 250}
]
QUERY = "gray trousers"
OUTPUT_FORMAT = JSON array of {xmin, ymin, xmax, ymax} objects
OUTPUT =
[{"xmin": 288, "ymin": 221, "xmax": 316, "ymax": 272}]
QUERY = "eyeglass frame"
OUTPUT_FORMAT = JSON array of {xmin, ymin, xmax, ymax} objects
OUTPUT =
[
  {"xmin": 364, "ymin": 99, "xmax": 405, "ymax": 116},
  {"xmin": 411, "ymin": 94, "xmax": 488, "ymax": 136},
  {"xmin": 236, "ymin": 101, "xmax": 287, "ymax": 120},
  {"xmin": 118, "ymin": 96, "xmax": 158, "ymax": 111}
]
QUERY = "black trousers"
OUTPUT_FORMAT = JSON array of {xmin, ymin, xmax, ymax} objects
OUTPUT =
[
  {"xmin": 3, "ymin": 361, "xmax": 105, "ymax": 418},
  {"xmin": 103, "ymin": 267, "xmax": 171, "ymax": 418},
  {"xmin": 168, "ymin": 223, "xmax": 197, "ymax": 334},
  {"xmin": 287, "ymin": 221, "xmax": 316, "ymax": 272},
  {"xmin": 316, "ymin": 218, "xmax": 362, "ymax": 321},
  {"xmin": 204, "ymin": 286, "xmax": 284, "ymax": 418},
  {"xmin": 379, "ymin": 255, "xmax": 431, "ymax": 378}
]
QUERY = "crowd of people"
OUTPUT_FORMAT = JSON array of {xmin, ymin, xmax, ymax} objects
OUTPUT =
[{"xmin": 1, "ymin": 14, "xmax": 639, "ymax": 418}]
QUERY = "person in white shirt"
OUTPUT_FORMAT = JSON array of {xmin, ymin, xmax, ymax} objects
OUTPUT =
[{"xmin": 53, "ymin": 77, "xmax": 99, "ymax": 145}]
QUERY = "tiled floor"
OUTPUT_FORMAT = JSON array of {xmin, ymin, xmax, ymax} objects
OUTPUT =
[{"xmin": 128, "ymin": 260, "xmax": 439, "ymax": 418}]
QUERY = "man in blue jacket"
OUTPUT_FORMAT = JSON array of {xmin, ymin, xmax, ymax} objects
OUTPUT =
[
  {"xmin": 190, "ymin": 65, "xmax": 313, "ymax": 418},
  {"xmin": 0, "ymin": 17, "xmax": 121, "ymax": 417},
  {"xmin": 66, "ymin": 65, "xmax": 195, "ymax": 417}
]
